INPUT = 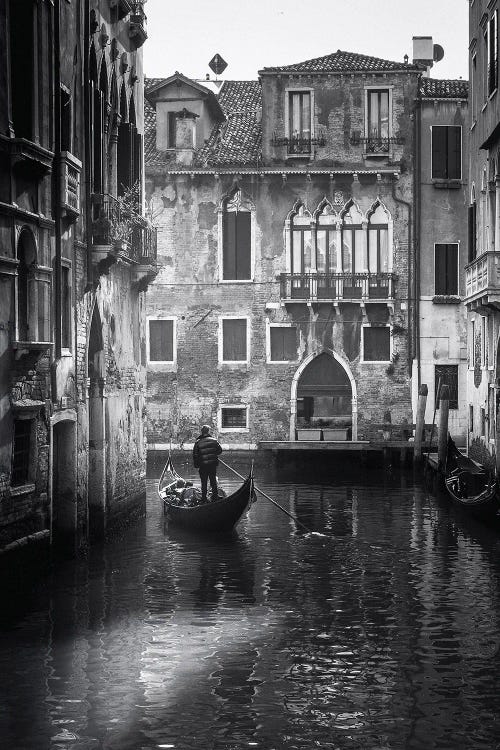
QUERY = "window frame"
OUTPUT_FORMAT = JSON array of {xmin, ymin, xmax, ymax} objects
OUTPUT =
[
  {"xmin": 430, "ymin": 125, "xmax": 462, "ymax": 181},
  {"xmin": 363, "ymin": 85, "xmax": 393, "ymax": 156},
  {"xmin": 434, "ymin": 242, "xmax": 459, "ymax": 296},
  {"xmin": 284, "ymin": 87, "xmax": 315, "ymax": 158},
  {"xmin": 146, "ymin": 316, "xmax": 177, "ymax": 368},
  {"xmin": 435, "ymin": 364, "xmax": 459, "ymax": 410},
  {"xmin": 11, "ymin": 416, "xmax": 36, "ymax": 488},
  {"xmin": 218, "ymin": 404, "xmax": 249, "ymax": 433},
  {"xmin": 219, "ymin": 316, "xmax": 250, "ymax": 365},
  {"xmin": 266, "ymin": 322, "xmax": 298, "ymax": 363},
  {"xmin": 360, "ymin": 324, "xmax": 392, "ymax": 364}
]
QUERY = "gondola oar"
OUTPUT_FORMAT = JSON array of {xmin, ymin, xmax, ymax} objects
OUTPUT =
[{"xmin": 219, "ymin": 458, "xmax": 325, "ymax": 536}]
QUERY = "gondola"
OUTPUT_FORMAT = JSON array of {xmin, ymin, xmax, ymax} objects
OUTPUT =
[
  {"xmin": 444, "ymin": 436, "xmax": 500, "ymax": 520},
  {"xmin": 157, "ymin": 454, "xmax": 256, "ymax": 532}
]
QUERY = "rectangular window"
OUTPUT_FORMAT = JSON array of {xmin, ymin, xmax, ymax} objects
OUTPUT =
[
  {"xmin": 472, "ymin": 53, "xmax": 477, "ymax": 120},
  {"xmin": 435, "ymin": 364, "xmax": 459, "ymax": 410},
  {"xmin": 149, "ymin": 319, "xmax": 174, "ymax": 362},
  {"xmin": 223, "ymin": 211, "xmax": 251, "ymax": 280},
  {"xmin": 363, "ymin": 326, "xmax": 391, "ymax": 361},
  {"xmin": 168, "ymin": 112, "xmax": 177, "ymax": 148},
  {"xmin": 434, "ymin": 243, "xmax": 458, "ymax": 295},
  {"xmin": 11, "ymin": 419, "xmax": 32, "ymax": 487},
  {"xmin": 488, "ymin": 10, "xmax": 498, "ymax": 95},
  {"xmin": 288, "ymin": 91, "xmax": 311, "ymax": 154},
  {"xmin": 270, "ymin": 326, "xmax": 297, "ymax": 361},
  {"xmin": 61, "ymin": 265, "xmax": 71, "ymax": 349},
  {"xmin": 431, "ymin": 126, "xmax": 461, "ymax": 180},
  {"xmin": 222, "ymin": 318, "xmax": 247, "ymax": 362},
  {"xmin": 221, "ymin": 407, "xmax": 247, "ymax": 429},
  {"xmin": 367, "ymin": 89, "xmax": 390, "ymax": 150},
  {"xmin": 468, "ymin": 202, "xmax": 477, "ymax": 261}
]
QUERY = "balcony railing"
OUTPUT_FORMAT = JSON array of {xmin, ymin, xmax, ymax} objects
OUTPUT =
[
  {"xmin": 129, "ymin": 1, "xmax": 147, "ymax": 46},
  {"xmin": 91, "ymin": 193, "xmax": 124, "ymax": 247},
  {"xmin": 349, "ymin": 134, "xmax": 404, "ymax": 154},
  {"xmin": 280, "ymin": 272, "xmax": 395, "ymax": 301},
  {"xmin": 272, "ymin": 133, "xmax": 326, "ymax": 155},
  {"xmin": 132, "ymin": 223, "xmax": 157, "ymax": 265},
  {"xmin": 465, "ymin": 251, "xmax": 500, "ymax": 309}
]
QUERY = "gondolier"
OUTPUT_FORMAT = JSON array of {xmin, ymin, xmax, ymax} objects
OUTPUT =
[{"xmin": 193, "ymin": 424, "xmax": 222, "ymax": 502}]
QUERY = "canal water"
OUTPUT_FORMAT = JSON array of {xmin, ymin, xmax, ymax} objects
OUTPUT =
[{"xmin": 1, "ymin": 456, "xmax": 500, "ymax": 750}]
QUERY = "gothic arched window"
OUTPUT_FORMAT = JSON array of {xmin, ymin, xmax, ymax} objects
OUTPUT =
[
  {"xmin": 367, "ymin": 203, "xmax": 389, "ymax": 273},
  {"xmin": 341, "ymin": 202, "xmax": 365, "ymax": 273},
  {"xmin": 290, "ymin": 204, "xmax": 312, "ymax": 275},
  {"xmin": 315, "ymin": 201, "xmax": 337, "ymax": 274}
]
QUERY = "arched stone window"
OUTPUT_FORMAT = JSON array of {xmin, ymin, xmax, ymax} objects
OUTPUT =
[
  {"xmin": 367, "ymin": 202, "xmax": 390, "ymax": 273},
  {"xmin": 219, "ymin": 188, "xmax": 254, "ymax": 281},
  {"xmin": 290, "ymin": 203, "xmax": 313, "ymax": 275},
  {"xmin": 341, "ymin": 201, "xmax": 365, "ymax": 273}
]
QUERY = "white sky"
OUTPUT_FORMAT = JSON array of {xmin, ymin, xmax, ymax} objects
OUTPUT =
[{"xmin": 144, "ymin": 0, "xmax": 469, "ymax": 82}]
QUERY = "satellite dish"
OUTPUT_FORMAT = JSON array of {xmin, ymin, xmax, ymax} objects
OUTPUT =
[
  {"xmin": 209, "ymin": 53, "xmax": 228, "ymax": 76},
  {"xmin": 433, "ymin": 44, "xmax": 445, "ymax": 63}
]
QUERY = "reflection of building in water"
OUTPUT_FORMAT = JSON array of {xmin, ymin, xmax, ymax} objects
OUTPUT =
[{"xmin": 289, "ymin": 486, "xmax": 358, "ymax": 537}]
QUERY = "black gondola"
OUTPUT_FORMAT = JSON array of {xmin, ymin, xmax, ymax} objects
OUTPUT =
[
  {"xmin": 158, "ymin": 454, "xmax": 256, "ymax": 532},
  {"xmin": 444, "ymin": 436, "xmax": 500, "ymax": 520}
]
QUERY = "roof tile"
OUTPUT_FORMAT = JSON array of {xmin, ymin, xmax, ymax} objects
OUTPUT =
[
  {"xmin": 419, "ymin": 77, "xmax": 469, "ymax": 98},
  {"xmin": 260, "ymin": 49, "xmax": 421, "ymax": 74}
]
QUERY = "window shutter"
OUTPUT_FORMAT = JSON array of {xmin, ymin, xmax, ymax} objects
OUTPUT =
[
  {"xmin": 446, "ymin": 244, "xmax": 458, "ymax": 295},
  {"xmin": 435, "ymin": 244, "xmax": 447, "ymax": 295},
  {"xmin": 117, "ymin": 123, "xmax": 133, "ymax": 196},
  {"xmin": 235, "ymin": 211, "xmax": 251, "ymax": 279},
  {"xmin": 447, "ymin": 127, "xmax": 461, "ymax": 179},
  {"xmin": 149, "ymin": 320, "xmax": 173, "ymax": 361},
  {"xmin": 363, "ymin": 327, "xmax": 390, "ymax": 361},
  {"xmin": 271, "ymin": 327, "xmax": 296, "ymax": 361},
  {"xmin": 431, "ymin": 127, "xmax": 447, "ymax": 179},
  {"xmin": 223, "ymin": 212, "xmax": 237, "ymax": 280},
  {"xmin": 222, "ymin": 319, "xmax": 247, "ymax": 361}
]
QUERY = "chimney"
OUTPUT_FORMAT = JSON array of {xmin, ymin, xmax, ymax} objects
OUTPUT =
[{"xmin": 413, "ymin": 36, "xmax": 434, "ymax": 76}]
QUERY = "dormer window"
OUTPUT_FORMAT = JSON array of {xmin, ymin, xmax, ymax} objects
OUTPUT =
[{"xmin": 167, "ymin": 108, "xmax": 198, "ymax": 149}]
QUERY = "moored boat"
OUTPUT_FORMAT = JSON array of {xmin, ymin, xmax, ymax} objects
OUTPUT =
[
  {"xmin": 444, "ymin": 437, "xmax": 500, "ymax": 520},
  {"xmin": 158, "ymin": 454, "xmax": 256, "ymax": 532}
]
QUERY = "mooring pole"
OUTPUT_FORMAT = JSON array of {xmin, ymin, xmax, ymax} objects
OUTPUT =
[
  {"xmin": 414, "ymin": 383, "xmax": 428, "ymax": 463},
  {"xmin": 437, "ymin": 384, "xmax": 450, "ymax": 472}
]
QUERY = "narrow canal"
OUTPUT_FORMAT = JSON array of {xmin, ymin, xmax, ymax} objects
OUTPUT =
[{"xmin": 1, "ymin": 456, "xmax": 500, "ymax": 750}]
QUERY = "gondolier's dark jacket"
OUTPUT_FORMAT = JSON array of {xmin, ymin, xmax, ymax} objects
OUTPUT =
[{"xmin": 193, "ymin": 435, "xmax": 222, "ymax": 469}]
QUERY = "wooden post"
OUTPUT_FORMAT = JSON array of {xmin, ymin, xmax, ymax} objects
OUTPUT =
[
  {"xmin": 414, "ymin": 384, "xmax": 428, "ymax": 463},
  {"xmin": 437, "ymin": 384, "xmax": 450, "ymax": 472}
]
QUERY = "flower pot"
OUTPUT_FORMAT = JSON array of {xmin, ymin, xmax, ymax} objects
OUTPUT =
[{"xmin": 296, "ymin": 428, "xmax": 322, "ymax": 441}]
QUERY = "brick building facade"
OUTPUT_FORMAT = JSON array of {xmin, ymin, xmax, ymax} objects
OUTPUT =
[
  {"xmin": 145, "ymin": 50, "xmax": 429, "ymax": 449},
  {"xmin": 0, "ymin": 0, "xmax": 156, "ymax": 556}
]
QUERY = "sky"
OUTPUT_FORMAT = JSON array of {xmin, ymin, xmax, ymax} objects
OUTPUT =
[{"xmin": 144, "ymin": 0, "xmax": 469, "ymax": 83}]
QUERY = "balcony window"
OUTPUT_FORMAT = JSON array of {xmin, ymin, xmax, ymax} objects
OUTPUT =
[
  {"xmin": 291, "ymin": 205, "xmax": 313, "ymax": 275},
  {"xmin": 316, "ymin": 203, "xmax": 337, "ymax": 274},
  {"xmin": 367, "ymin": 89, "xmax": 390, "ymax": 151},
  {"xmin": 287, "ymin": 90, "xmax": 312, "ymax": 155},
  {"xmin": 368, "ymin": 204, "xmax": 389, "ymax": 274},
  {"xmin": 431, "ymin": 126, "xmax": 461, "ymax": 180},
  {"xmin": 341, "ymin": 203, "xmax": 366, "ymax": 273},
  {"xmin": 434, "ymin": 243, "xmax": 458, "ymax": 296},
  {"xmin": 221, "ymin": 318, "xmax": 248, "ymax": 363}
]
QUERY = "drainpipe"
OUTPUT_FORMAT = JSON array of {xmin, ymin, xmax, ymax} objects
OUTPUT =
[
  {"xmin": 54, "ymin": 0, "xmax": 62, "ymax": 359},
  {"xmin": 84, "ymin": 0, "xmax": 93, "ymax": 290}
]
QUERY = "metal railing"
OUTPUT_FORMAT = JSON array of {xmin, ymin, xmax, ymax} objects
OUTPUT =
[
  {"xmin": 132, "ymin": 223, "xmax": 157, "ymax": 265},
  {"xmin": 349, "ymin": 134, "xmax": 404, "ymax": 153},
  {"xmin": 465, "ymin": 251, "xmax": 500, "ymax": 299},
  {"xmin": 272, "ymin": 133, "xmax": 326, "ymax": 155},
  {"xmin": 91, "ymin": 194, "xmax": 156, "ymax": 264},
  {"xmin": 280, "ymin": 272, "xmax": 395, "ymax": 301}
]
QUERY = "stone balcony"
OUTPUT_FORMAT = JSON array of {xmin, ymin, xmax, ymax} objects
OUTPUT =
[
  {"xmin": 465, "ymin": 251, "xmax": 500, "ymax": 312},
  {"xmin": 280, "ymin": 272, "xmax": 395, "ymax": 304}
]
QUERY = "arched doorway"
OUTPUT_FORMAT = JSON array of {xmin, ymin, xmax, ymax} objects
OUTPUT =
[
  {"xmin": 88, "ymin": 304, "xmax": 106, "ymax": 539},
  {"xmin": 51, "ymin": 414, "xmax": 77, "ymax": 556},
  {"xmin": 291, "ymin": 352, "xmax": 357, "ymax": 440}
]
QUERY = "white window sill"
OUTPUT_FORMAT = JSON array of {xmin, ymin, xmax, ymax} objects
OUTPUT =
[
  {"xmin": 219, "ymin": 279, "xmax": 254, "ymax": 284},
  {"xmin": 219, "ymin": 428, "xmax": 249, "ymax": 433}
]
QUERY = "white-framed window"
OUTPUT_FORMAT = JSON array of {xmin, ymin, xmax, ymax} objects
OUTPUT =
[
  {"xmin": 147, "ymin": 317, "xmax": 176, "ymax": 366},
  {"xmin": 267, "ymin": 323, "xmax": 298, "ymax": 362},
  {"xmin": 364, "ymin": 86, "xmax": 393, "ymax": 154},
  {"xmin": 431, "ymin": 126, "xmax": 462, "ymax": 180},
  {"xmin": 361, "ymin": 324, "xmax": 392, "ymax": 363},
  {"xmin": 285, "ymin": 88, "xmax": 314, "ymax": 156},
  {"xmin": 219, "ymin": 316, "xmax": 249, "ymax": 364},
  {"xmin": 218, "ymin": 404, "xmax": 249, "ymax": 432},
  {"xmin": 434, "ymin": 243, "xmax": 459, "ymax": 296}
]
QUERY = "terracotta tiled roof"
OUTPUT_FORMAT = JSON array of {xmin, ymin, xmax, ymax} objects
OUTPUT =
[
  {"xmin": 419, "ymin": 78, "xmax": 469, "ymax": 99},
  {"xmin": 144, "ymin": 77, "xmax": 262, "ymax": 168},
  {"xmin": 260, "ymin": 50, "xmax": 421, "ymax": 74}
]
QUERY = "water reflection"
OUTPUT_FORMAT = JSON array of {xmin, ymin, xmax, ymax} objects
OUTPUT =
[{"xmin": 1, "ymin": 471, "xmax": 500, "ymax": 749}]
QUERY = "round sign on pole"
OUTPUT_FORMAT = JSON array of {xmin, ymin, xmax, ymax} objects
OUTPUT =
[{"xmin": 209, "ymin": 53, "xmax": 228, "ymax": 76}]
